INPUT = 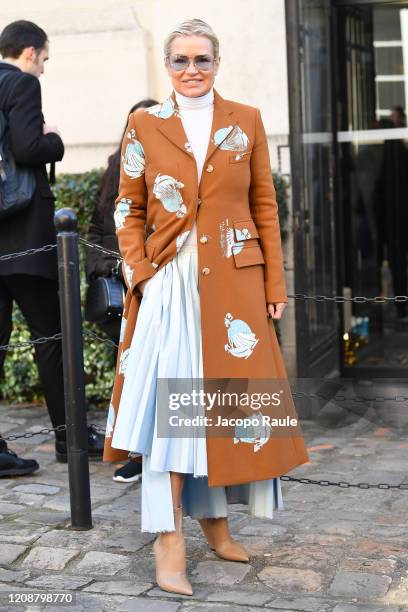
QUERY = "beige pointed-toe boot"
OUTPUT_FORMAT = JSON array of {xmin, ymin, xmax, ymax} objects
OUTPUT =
[
  {"xmin": 153, "ymin": 505, "xmax": 193, "ymax": 596},
  {"xmin": 199, "ymin": 517, "xmax": 249, "ymax": 562}
]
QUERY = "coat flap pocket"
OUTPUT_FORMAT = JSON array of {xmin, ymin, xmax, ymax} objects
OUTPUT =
[
  {"xmin": 232, "ymin": 244, "xmax": 265, "ymax": 268},
  {"xmin": 232, "ymin": 218, "xmax": 259, "ymax": 241}
]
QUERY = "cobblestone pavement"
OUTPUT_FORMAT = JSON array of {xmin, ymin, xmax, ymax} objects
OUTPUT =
[{"xmin": 1, "ymin": 390, "xmax": 408, "ymax": 612}]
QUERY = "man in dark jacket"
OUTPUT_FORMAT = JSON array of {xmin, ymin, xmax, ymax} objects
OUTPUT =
[{"xmin": 0, "ymin": 20, "xmax": 104, "ymax": 475}]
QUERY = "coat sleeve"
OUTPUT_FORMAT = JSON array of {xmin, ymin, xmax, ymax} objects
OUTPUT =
[
  {"xmin": 7, "ymin": 74, "xmax": 64, "ymax": 167},
  {"xmin": 115, "ymin": 112, "xmax": 156, "ymax": 293},
  {"xmin": 249, "ymin": 108, "xmax": 288, "ymax": 304}
]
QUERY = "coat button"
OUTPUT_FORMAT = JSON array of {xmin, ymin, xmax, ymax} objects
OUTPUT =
[
  {"xmin": 200, "ymin": 235, "xmax": 208, "ymax": 244},
  {"xmin": 206, "ymin": 164, "xmax": 214, "ymax": 173},
  {"xmin": 201, "ymin": 267, "xmax": 210, "ymax": 275},
  {"xmin": 197, "ymin": 198, "xmax": 202, "ymax": 206}
]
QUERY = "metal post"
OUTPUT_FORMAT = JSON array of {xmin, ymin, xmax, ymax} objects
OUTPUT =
[{"xmin": 54, "ymin": 208, "xmax": 92, "ymax": 530}]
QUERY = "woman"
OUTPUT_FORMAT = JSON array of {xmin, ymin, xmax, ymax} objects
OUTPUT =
[
  {"xmin": 86, "ymin": 99, "xmax": 158, "ymax": 483},
  {"xmin": 103, "ymin": 19, "xmax": 309, "ymax": 596}
]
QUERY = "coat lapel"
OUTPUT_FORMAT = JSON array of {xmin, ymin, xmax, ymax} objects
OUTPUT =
[
  {"xmin": 155, "ymin": 89, "xmax": 236, "ymax": 162},
  {"xmin": 154, "ymin": 92, "xmax": 190, "ymax": 156},
  {"xmin": 204, "ymin": 89, "xmax": 236, "ymax": 165}
]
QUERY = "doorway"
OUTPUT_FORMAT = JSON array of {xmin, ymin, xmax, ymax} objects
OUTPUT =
[
  {"xmin": 334, "ymin": 1, "xmax": 408, "ymax": 376},
  {"xmin": 286, "ymin": 0, "xmax": 408, "ymax": 378},
  {"xmin": 285, "ymin": 0, "xmax": 339, "ymax": 380}
]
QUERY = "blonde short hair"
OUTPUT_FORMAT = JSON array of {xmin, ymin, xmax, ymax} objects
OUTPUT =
[{"xmin": 164, "ymin": 18, "xmax": 220, "ymax": 59}]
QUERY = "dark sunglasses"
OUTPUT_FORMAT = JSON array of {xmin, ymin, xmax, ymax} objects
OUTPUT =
[{"xmin": 167, "ymin": 54, "xmax": 215, "ymax": 72}]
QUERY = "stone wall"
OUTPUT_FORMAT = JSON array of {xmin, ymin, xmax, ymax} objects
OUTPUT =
[{"xmin": 0, "ymin": 0, "xmax": 289, "ymax": 173}]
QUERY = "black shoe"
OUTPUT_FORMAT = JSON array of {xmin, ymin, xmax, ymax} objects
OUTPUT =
[
  {"xmin": 0, "ymin": 438, "xmax": 39, "ymax": 477},
  {"xmin": 55, "ymin": 425, "xmax": 105, "ymax": 463},
  {"xmin": 113, "ymin": 460, "xmax": 142, "ymax": 483}
]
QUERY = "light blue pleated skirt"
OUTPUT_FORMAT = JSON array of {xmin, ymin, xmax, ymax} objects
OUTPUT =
[{"xmin": 111, "ymin": 244, "xmax": 284, "ymax": 532}]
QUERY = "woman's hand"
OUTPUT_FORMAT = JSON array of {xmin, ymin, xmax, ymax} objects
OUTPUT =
[{"xmin": 267, "ymin": 302, "xmax": 287, "ymax": 320}]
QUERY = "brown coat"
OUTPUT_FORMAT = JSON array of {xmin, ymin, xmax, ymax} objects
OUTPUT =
[{"xmin": 103, "ymin": 89, "xmax": 309, "ymax": 486}]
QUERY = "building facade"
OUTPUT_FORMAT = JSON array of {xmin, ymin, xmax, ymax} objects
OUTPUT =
[{"xmin": 0, "ymin": 0, "xmax": 291, "ymax": 174}]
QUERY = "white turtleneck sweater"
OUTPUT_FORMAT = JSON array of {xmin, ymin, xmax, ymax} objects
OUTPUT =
[{"xmin": 174, "ymin": 88, "xmax": 214, "ymax": 248}]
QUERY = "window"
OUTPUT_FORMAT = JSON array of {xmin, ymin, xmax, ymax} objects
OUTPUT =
[{"xmin": 375, "ymin": 46, "xmax": 404, "ymax": 75}]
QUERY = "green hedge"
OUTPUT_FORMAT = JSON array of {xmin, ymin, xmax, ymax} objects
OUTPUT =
[
  {"xmin": 2, "ymin": 169, "xmax": 289, "ymax": 406},
  {"xmin": 2, "ymin": 169, "xmax": 117, "ymax": 408}
]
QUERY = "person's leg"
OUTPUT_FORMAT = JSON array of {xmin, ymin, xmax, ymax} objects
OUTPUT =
[
  {"xmin": 170, "ymin": 471, "xmax": 185, "ymax": 507},
  {"xmin": 6, "ymin": 275, "xmax": 66, "ymax": 435},
  {"xmin": 153, "ymin": 471, "xmax": 192, "ymax": 595},
  {"xmin": 0, "ymin": 277, "xmax": 13, "ymax": 385},
  {"xmin": 0, "ymin": 435, "xmax": 39, "ymax": 477},
  {"xmin": 182, "ymin": 475, "xmax": 249, "ymax": 562},
  {"xmin": 113, "ymin": 458, "xmax": 142, "ymax": 483},
  {"xmin": 198, "ymin": 516, "xmax": 249, "ymax": 561},
  {"xmin": 0, "ymin": 277, "xmax": 41, "ymax": 476}
]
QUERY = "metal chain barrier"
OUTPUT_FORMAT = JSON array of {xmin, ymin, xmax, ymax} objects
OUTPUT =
[
  {"xmin": 0, "ymin": 243, "xmax": 56, "ymax": 262},
  {"xmin": 79, "ymin": 237, "xmax": 123, "ymax": 260},
  {"xmin": 1, "ymin": 330, "xmax": 117, "ymax": 352},
  {"xmin": 292, "ymin": 390, "xmax": 408, "ymax": 403},
  {"xmin": 0, "ymin": 332, "xmax": 62, "ymax": 352},
  {"xmin": 83, "ymin": 328, "xmax": 118, "ymax": 349},
  {"xmin": 3, "ymin": 424, "xmax": 68, "ymax": 442},
  {"xmin": 2, "ymin": 423, "xmax": 101, "ymax": 442},
  {"xmin": 290, "ymin": 292, "xmax": 408, "ymax": 304},
  {"xmin": 280, "ymin": 475, "xmax": 408, "ymax": 490}
]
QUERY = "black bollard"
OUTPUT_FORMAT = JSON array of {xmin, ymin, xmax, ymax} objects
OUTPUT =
[{"xmin": 55, "ymin": 208, "xmax": 92, "ymax": 530}]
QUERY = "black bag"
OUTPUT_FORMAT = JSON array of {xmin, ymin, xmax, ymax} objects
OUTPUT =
[
  {"xmin": 0, "ymin": 109, "xmax": 36, "ymax": 220},
  {"xmin": 85, "ymin": 275, "xmax": 125, "ymax": 324}
]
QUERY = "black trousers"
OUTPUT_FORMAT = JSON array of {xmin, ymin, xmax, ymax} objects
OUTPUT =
[{"xmin": 0, "ymin": 274, "xmax": 66, "ymax": 439}]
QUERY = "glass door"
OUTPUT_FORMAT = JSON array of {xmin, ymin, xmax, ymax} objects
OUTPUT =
[
  {"xmin": 334, "ymin": 2, "xmax": 408, "ymax": 376},
  {"xmin": 286, "ymin": 0, "xmax": 339, "ymax": 378}
]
